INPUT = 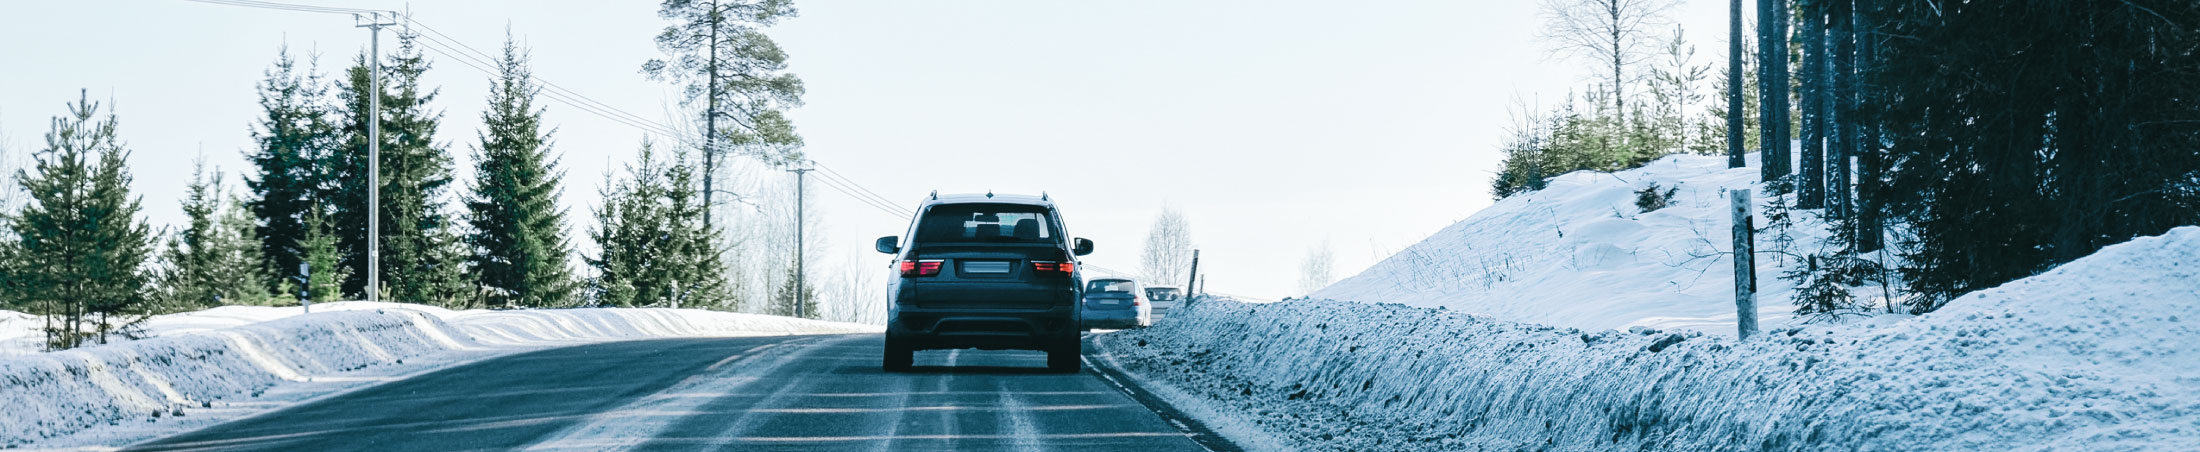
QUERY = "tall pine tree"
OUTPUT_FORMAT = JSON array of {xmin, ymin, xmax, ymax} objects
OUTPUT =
[
  {"xmin": 5, "ymin": 92, "xmax": 155, "ymax": 349},
  {"xmin": 466, "ymin": 36, "xmax": 577, "ymax": 308},
  {"xmin": 156, "ymin": 161, "xmax": 275, "ymax": 311},
  {"xmin": 331, "ymin": 33, "xmax": 469, "ymax": 304},
  {"xmin": 643, "ymin": 0, "xmax": 808, "ymax": 232},
  {"xmin": 245, "ymin": 47, "xmax": 339, "ymax": 294}
]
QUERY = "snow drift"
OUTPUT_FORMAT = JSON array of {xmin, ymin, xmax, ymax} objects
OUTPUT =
[
  {"xmin": 0, "ymin": 303, "xmax": 876, "ymax": 447},
  {"xmin": 1313, "ymin": 153, "xmax": 1849, "ymax": 333},
  {"xmin": 1100, "ymin": 226, "xmax": 2200, "ymax": 451}
]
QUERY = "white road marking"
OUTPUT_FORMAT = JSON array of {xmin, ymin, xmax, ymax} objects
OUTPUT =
[{"xmin": 517, "ymin": 336, "xmax": 843, "ymax": 451}]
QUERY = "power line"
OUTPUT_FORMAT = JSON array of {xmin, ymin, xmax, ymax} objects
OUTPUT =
[
  {"xmin": 187, "ymin": 0, "xmax": 920, "ymax": 224},
  {"xmin": 183, "ymin": 0, "xmax": 388, "ymax": 15},
  {"xmin": 813, "ymin": 163, "xmax": 908, "ymax": 214}
]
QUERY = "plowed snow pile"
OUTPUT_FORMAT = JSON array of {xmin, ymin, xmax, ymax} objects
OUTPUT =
[
  {"xmin": 0, "ymin": 303, "xmax": 876, "ymax": 447},
  {"xmin": 1100, "ymin": 226, "xmax": 2200, "ymax": 451},
  {"xmin": 1313, "ymin": 153, "xmax": 1848, "ymax": 334}
]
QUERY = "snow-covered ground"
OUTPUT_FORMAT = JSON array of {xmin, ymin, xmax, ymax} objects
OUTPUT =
[
  {"xmin": 1314, "ymin": 153, "xmax": 1872, "ymax": 334},
  {"xmin": 0, "ymin": 302, "xmax": 877, "ymax": 448},
  {"xmin": 1097, "ymin": 226, "xmax": 2200, "ymax": 451}
]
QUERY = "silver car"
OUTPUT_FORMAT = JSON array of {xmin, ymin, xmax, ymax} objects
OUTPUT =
[
  {"xmin": 1081, "ymin": 278, "xmax": 1151, "ymax": 329},
  {"xmin": 1144, "ymin": 285, "xmax": 1185, "ymax": 321}
]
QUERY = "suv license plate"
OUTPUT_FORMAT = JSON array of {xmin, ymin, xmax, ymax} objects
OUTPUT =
[{"xmin": 962, "ymin": 261, "xmax": 1012, "ymax": 274}]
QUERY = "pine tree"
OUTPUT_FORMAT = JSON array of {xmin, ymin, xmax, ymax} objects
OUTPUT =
[
  {"xmin": 587, "ymin": 142, "xmax": 729, "ymax": 308},
  {"xmin": 331, "ymin": 33, "xmax": 468, "ymax": 304},
  {"xmin": 771, "ymin": 258, "xmax": 816, "ymax": 318},
  {"xmin": 465, "ymin": 36, "xmax": 576, "ymax": 309},
  {"xmin": 660, "ymin": 146, "xmax": 729, "ymax": 309},
  {"xmin": 297, "ymin": 208, "xmax": 349, "ymax": 303},
  {"xmin": 156, "ymin": 161, "xmax": 275, "ymax": 311},
  {"xmin": 644, "ymin": 0, "xmax": 808, "ymax": 232},
  {"xmin": 6, "ymin": 92, "xmax": 155, "ymax": 349},
  {"xmin": 245, "ymin": 47, "xmax": 339, "ymax": 295}
]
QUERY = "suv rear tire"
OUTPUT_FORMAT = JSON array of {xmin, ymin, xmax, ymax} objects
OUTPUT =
[
  {"xmin": 1046, "ymin": 340, "xmax": 1081, "ymax": 373},
  {"xmin": 883, "ymin": 341, "xmax": 914, "ymax": 372}
]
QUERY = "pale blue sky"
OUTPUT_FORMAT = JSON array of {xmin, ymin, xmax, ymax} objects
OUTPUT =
[{"xmin": 0, "ymin": 0, "xmax": 1736, "ymax": 300}]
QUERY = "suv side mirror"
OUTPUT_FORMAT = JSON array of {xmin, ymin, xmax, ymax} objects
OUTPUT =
[
  {"xmin": 1072, "ymin": 238, "xmax": 1094, "ymax": 256},
  {"xmin": 874, "ymin": 236, "xmax": 900, "ymax": 254}
]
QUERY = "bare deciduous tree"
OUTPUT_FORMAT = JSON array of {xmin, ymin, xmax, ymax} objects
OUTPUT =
[
  {"xmin": 1298, "ymin": 241, "xmax": 1336, "ymax": 296},
  {"xmin": 1538, "ymin": 0, "xmax": 1681, "ymax": 113},
  {"xmin": 1140, "ymin": 208, "xmax": 1193, "ymax": 287}
]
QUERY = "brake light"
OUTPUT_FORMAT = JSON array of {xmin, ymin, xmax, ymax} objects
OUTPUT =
[
  {"xmin": 899, "ymin": 260, "xmax": 943, "ymax": 277},
  {"xmin": 1032, "ymin": 261, "xmax": 1075, "ymax": 275}
]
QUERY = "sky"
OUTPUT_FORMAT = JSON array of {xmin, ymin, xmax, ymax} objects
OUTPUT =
[{"xmin": 0, "ymin": 0, "xmax": 1740, "ymax": 301}]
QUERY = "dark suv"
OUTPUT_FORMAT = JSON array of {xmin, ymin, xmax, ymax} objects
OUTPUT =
[{"xmin": 873, "ymin": 192, "xmax": 1093, "ymax": 373}]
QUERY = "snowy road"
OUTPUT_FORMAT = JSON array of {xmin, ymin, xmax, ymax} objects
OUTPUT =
[{"xmin": 122, "ymin": 334, "xmax": 1217, "ymax": 452}]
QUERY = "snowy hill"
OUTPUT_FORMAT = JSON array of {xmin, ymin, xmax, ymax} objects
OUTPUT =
[
  {"xmin": 1099, "ymin": 226, "xmax": 2200, "ymax": 451},
  {"xmin": 1314, "ymin": 153, "xmax": 1852, "ymax": 333}
]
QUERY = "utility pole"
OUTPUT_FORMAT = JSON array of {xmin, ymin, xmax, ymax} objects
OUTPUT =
[
  {"xmin": 788, "ymin": 161, "xmax": 813, "ymax": 319},
  {"xmin": 356, "ymin": 12, "xmax": 396, "ymax": 302}
]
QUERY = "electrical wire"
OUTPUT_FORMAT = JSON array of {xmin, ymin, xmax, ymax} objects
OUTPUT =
[{"xmin": 186, "ymin": 0, "xmax": 921, "ymax": 222}]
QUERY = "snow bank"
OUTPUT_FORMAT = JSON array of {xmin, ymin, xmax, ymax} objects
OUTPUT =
[
  {"xmin": 1313, "ymin": 153, "xmax": 1847, "ymax": 333},
  {"xmin": 1101, "ymin": 227, "xmax": 2200, "ymax": 451},
  {"xmin": 0, "ymin": 304, "xmax": 876, "ymax": 447}
]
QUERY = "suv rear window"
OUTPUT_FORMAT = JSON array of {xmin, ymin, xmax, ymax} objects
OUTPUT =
[
  {"xmin": 1088, "ymin": 280, "xmax": 1137, "ymax": 293},
  {"xmin": 915, "ymin": 204, "xmax": 1058, "ymax": 244}
]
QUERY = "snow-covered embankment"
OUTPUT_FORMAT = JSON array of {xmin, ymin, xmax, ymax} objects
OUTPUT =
[
  {"xmin": 1099, "ymin": 227, "xmax": 2200, "ymax": 451},
  {"xmin": 0, "ymin": 304, "xmax": 876, "ymax": 447}
]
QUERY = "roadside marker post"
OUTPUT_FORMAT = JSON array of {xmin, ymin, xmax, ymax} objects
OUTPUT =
[
  {"xmin": 1732, "ymin": 189, "xmax": 1758, "ymax": 339},
  {"xmin": 296, "ymin": 263, "xmax": 313, "ymax": 314}
]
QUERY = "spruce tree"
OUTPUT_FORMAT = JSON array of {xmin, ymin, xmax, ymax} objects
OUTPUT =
[
  {"xmin": 771, "ymin": 258, "xmax": 815, "ymax": 318},
  {"xmin": 587, "ymin": 142, "xmax": 728, "ymax": 308},
  {"xmin": 660, "ymin": 147, "xmax": 728, "ymax": 309},
  {"xmin": 331, "ymin": 33, "xmax": 468, "ymax": 304},
  {"xmin": 245, "ymin": 47, "xmax": 338, "ymax": 294},
  {"xmin": 297, "ymin": 208, "xmax": 350, "ymax": 303},
  {"xmin": 466, "ymin": 36, "xmax": 576, "ymax": 309},
  {"xmin": 157, "ymin": 162, "xmax": 275, "ymax": 311},
  {"xmin": 6, "ymin": 92, "xmax": 155, "ymax": 348},
  {"xmin": 588, "ymin": 143, "xmax": 669, "ymax": 308}
]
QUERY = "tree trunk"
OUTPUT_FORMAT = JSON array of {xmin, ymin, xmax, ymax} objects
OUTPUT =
[
  {"xmin": 1829, "ymin": 0, "xmax": 1855, "ymax": 223},
  {"xmin": 1726, "ymin": 0, "xmax": 1745, "ymax": 168},
  {"xmin": 1756, "ymin": 0, "xmax": 1792, "ymax": 181},
  {"xmin": 1853, "ymin": 0, "xmax": 1883, "ymax": 252},
  {"xmin": 1610, "ymin": 1, "xmax": 1627, "ymax": 115},
  {"xmin": 1798, "ymin": 0, "xmax": 1826, "ymax": 209}
]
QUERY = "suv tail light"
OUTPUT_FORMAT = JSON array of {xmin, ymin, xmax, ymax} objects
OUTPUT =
[
  {"xmin": 899, "ymin": 259, "xmax": 943, "ymax": 277},
  {"xmin": 1032, "ymin": 261, "xmax": 1075, "ymax": 275}
]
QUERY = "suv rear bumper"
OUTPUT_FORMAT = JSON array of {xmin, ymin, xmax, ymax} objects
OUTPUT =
[{"xmin": 887, "ymin": 305, "xmax": 1079, "ymax": 351}]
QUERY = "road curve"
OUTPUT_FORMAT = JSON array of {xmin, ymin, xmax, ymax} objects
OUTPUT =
[{"xmin": 124, "ymin": 334, "xmax": 1214, "ymax": 452}]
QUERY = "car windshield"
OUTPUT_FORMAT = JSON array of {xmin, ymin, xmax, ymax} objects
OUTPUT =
[
  {"xmin": 914, "ymin": 204, "xmax": 1057, "ymax": 244},
  {"xmin": 1088, "ymin": 280, "xmax": 1136, "ymax": 293},
  {"xmin": 1145, "ymin": 288, "xmax": 1180, "ymax": 301}
]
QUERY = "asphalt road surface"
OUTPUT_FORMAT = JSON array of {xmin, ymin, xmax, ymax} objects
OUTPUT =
[{"xmin": 124, "ymin": 334, "xmax": 1219, "ymax": 452}]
